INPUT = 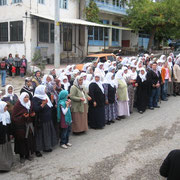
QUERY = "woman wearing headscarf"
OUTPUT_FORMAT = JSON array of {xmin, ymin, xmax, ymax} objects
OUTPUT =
[
  {"xmin": 136, "ymin": 68, "xmax": 150, "ymax": 114},
  {"xmin": 7, "ymin": 53, "xmax": 14, "ymax": 76},
  {"xmin": 88, "ymin": 73, "xmax": 105, "ymax": 129},
  {"xmin": 32, "ymin": 85, "xmax": 57, "ymax": 157},
  {"xmin": 167, "ymin": 56, "xmax": 174, "ymax": 96},
  {"xmin": 68, "ymin": 69, "xmax": 80, "ymax": 92},
  {"xmin": 54, "ymin": 79, "xmax": 64, "ymax": 94},
  {"xmin": 115, "ymin": 70, "xmax": 130, "ymax": 119},
  {"xmin": 20, "ymin": 77, "xmax": 33, "ymax": 101},
  {"xmin": 103, "ymin": 72, "xmax": 117, "ymax": 125},
  {"xmin": 0, "ymin": 101, "xmax": 13, "ymax": 171},
  {"xmin": 70, "ymin": 76, "xmax": 91, "ymax": 134},
  {"xmin": 12, "ymin": 92, "xmax": 36, "ymax": 163},
  {"xmin": 94, "ymin": 63, "xmax": 105, "ymax": 81},
  {"xmin": 173, "ymin": 57, "xmax": 180, "ymax": 96},
  {"xmin": 32, "ymin": 71, "xmax": 42, "ymax": 93},
  {"xmin": 2, "ymin": 85, "xmax": 18, "ymax": 115},
  {"xmin": 61, "ymin": 75, "xmax": 70, "ymax": 92}
]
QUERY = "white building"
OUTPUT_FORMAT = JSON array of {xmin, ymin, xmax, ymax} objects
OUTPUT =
[{"xmin": 0, "ymin": 0, "xmax": 138, "ymax": 64}]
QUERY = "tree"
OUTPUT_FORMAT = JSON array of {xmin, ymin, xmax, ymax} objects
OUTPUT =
[
  {"xmin": 85, "ymin": 0, "xmax": 100, "ymax": 23},
  {"xmin": 125, "ymin": 0, "xmax": 180, "ymax": 51}
]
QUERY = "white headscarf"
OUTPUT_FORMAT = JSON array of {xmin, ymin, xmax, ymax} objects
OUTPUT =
[
  {"xmin": 3, "ymin": 85, "xmax": 15, "ymax": 101},
  {"xmin": 94, "ymin": 63, "xmax": 105, "ymax": 81},
  {"xmin": 42, "ymin": 75, "xmax": 54, "ymax": 85},
  {"xmin": 0, "ymin": 101, "xmax": 10, "ymax": 126},
  {"xmin": 139, "ymin": 68, "xmax": 147, "ymax": 82},
  {"xmin": 103, "ymin": 72, "xmax": 115, "ymax": 88},
  {"xmin": 115, "ymin": 69, "xmax": 126, "ymax": 86},
  {"xmin": 91, "ymin": 73, "xmax": 104, "ymax": 94},
  {"xmin": 167, "ymin": 56, "xmax": 173, "ymax": 68},
  {"xmin": 61, "ymin": 75, "xmax": 70, "ymax": 91},
  {"xmin": 34, "ymin": 85, "xmax": 53, "ymax": 108},
  {"xmin": 19, "ymin": 92, "xmax": 31, "ymax": 110},
  {"xmin": 104, "ymin": 60, "xmax": 111, "ymax": 71}
]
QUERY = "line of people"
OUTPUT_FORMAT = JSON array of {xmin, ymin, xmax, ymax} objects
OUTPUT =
[
  {"xmin": 0, "ymin": 54, "xmax": 28, "ymax": 87},
  {"xmin": 0, "ymin": 52, "xmax": 180, "ymax": 172}
]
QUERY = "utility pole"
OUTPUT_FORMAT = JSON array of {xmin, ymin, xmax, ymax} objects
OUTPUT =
[{"xmin": 54, "ymin": 0, "xmax": 60, "ymax": 68}]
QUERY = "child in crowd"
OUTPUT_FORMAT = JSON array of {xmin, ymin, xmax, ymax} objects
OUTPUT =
[
  {"xmin": 11, "ymin": 66, "xmax": 16, "ymax": 78},
  {"xmin": 20, "ymin": 66, "xmax": 25, "ymax": 78},
  {"xmin": 57, "ymin": 90, "xmax": 72, "ymax": 149}
]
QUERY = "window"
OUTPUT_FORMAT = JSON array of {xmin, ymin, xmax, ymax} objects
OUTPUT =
[
  {"xmin": 50, "ymin": 23, "xmax": 54, "ymax": 43},
  {"xmin": 10, "ymin": 21, "xmax": 23, "ymax": 41},
  {"xmin": 0, "ymin": 22, "xmax": 8, "ymax": 42},
  {"xmin": 63, "ymin": 24, "xmax": 72, "ymax": 51},
  {"xmin": 88, "ymin": 20, "xmax": 109, "ymax": 46},
  {"xmin": 112, "ymin": 22, "xmax": 119, "ymax": 46},
  {"xmin": 60, "ymin": 0, "xmax": 67, "ymax": 9},
  {"xmin": 0, "ymin": 0, "xmax": 7, "ymax": 5},
  {"xmin": 38, "ymin": 0, "xmax": 44, "ymax": 4},
  {"xmin": 39, "ymin": 22, "xmax": 49, "ymax": 43},
  {"xmin": 12, "ymin": 0, "xmax": 22, "ymax": 3}
]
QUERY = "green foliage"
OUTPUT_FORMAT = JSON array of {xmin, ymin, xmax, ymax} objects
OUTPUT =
[
  {"xmin": 32, "ymin": 50, "xmax": 45, "ymax": 71},
  {"xmin": 125, "ymin": 0, "xmax": 180, "ymax": 49},
  {"xmin": 85, "ymin": 0, "xmax": 100, "ymax": 23}
]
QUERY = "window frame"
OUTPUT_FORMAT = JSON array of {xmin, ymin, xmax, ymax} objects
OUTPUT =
[
  {"xmin": 0, "ymin": 22, "xmax": 8, "ymax": 42},
  {"xmin": 0, "ymin": 0, "xmax": 7, "ymax": 5},
  {"xmin": 10, "ymin": 21, "xmax": 23, "ymax": 42},
  {"xmin": 59, "ymin": 0, "xmax": 68, "ymax": 9},
  {"xmin": 39, "ymin": 21, "xmax": 49, "ymax": 43},
  {"xmin": 12, "ymin": 0, "xmax": 22, "ymax": 4},
  {"xmin": 38, "ymin": 0, "xmax": 45, "ymax": 4}
]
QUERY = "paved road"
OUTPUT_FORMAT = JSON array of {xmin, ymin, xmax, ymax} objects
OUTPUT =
[{"xmin": 1, "ymin": 90, "xmax": 180, "ymax": 180}]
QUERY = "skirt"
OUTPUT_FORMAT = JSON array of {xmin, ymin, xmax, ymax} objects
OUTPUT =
[
  {"xmin": 105, "ymin": 103, "xmax": 117, "ymax": 122},
  {"xmin": 35, "ymin": 120, "xmax": 58, "ymax": 151},
  {"xmin": 0, "ymin": 140, "xmax": 13, "ymax": 171},
  {"xmin": 72, "ymin": 104, "xmax": 88, "ymax": 133},
  {"xmin": 117, "ymin": 101, "xmax": 130, "ymax": 117}
]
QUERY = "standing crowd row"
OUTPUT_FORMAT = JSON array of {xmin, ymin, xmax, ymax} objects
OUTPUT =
[{"xmin": 0, "ymin": 52, "xmax": 180, "ymax": 171}]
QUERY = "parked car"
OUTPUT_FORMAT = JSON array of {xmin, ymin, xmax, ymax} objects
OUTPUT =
[
  {"xmin": 174, "ymin": 47, "xmax": 180, "ymax": 57},
  {"xmin": 75, "ymin": 53, "xmax": 116, "ymax": 71}
]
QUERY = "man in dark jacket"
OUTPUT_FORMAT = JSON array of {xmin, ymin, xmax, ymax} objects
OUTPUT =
[
  {"xmin": 0, "ymin": 58, "xmax": 7, "ymax": 87},
  {"xmin": 160, "ymin": 149, "xmax": 180, "ymax": 180},
  {"xmin": 147, "ymin": 62, "xmax": 162, "ymax": 110}
]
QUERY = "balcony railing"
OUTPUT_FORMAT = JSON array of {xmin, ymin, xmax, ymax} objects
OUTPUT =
[{"xmin": 94, "ymin": 1, "xmax": 127, "ymax": 16}]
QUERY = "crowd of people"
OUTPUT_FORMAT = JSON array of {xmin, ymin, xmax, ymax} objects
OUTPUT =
[
  {"xmin": 0, "ymin": 52, "xmax": 180, "ymax": 173},
  {"xmin": 0, "ymin": 54, "xmax": 28, "ymax": 87}
]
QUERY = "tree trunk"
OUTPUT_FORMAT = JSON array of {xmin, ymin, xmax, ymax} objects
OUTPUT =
[{"xmin": 147, "ymin": 28, "xmax": 156, "ymax": 53}]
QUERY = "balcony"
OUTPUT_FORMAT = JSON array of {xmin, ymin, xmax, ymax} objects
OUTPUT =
[{"xmin": 94, "ymin": 0, "xmax": 127, "ymax": 16}]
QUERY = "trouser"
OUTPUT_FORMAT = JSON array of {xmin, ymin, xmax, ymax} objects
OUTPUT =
[
  {"xmin": 149, "ymin": 87, "xmax": 160, "ymax": 107},
  {"xmin": 162, "ymin": 79, "xmax": 168, "ymax": 100},
  {"xmin": 0, "ymin": 70, "xmax": 6, "ymax": 86},
  {"xmin": 60, "ymin": 126, "xmax": 71, "ymax": 145}
]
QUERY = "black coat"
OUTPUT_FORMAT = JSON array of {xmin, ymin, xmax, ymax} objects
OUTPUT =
[
  {"xmin": 89, "ymin": 82, "xmax": 105, "ymax": 107},
  {"xmin": 160, "ymin": 149, "xmax": 180, "ymax": 180},
  {"xmin": 0, "ymin": 122, "xmax": 12, "ymax": 144},
  {"xmin": 147, "ymin": 69, "xmax": 162, "ymax": 89}
]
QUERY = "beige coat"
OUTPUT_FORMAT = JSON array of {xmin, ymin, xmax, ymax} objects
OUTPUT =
[
  {"xmin": 70, "ymin": 85, "xmax": 90, "ymax": 113},
  {"xmin": 173, "ymin": 64, "xmax": 180, "ymax": 83}
]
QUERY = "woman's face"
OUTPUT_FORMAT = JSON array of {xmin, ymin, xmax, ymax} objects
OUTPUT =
[
  {"xmin": 4, "ymin": 105, "xmax": 7, "ymax": 112},
  {"xmin": 132, "ymin": 67, "xmax": 136, "ymax": 72},
  {"xmin": 58, "ymin": 82, "xmax": 61, "ymax": 87},
  {"xmin": 46, "ymin": 76, "xmax": 52, "ymax": 82},
  {"xmin": 111, "ymin": 69, "xmax": 115, "ymax": 74},
  {"xmin": 63, "ymin": 79, "xmax": 67, "ymax": 83},
  {"xmin": 78, "ymin": 78, "xmax": 83, "ymax": 85},
  {"xmin": 24, "ymin": 95, "xmax": 29, "ymax": 103},
  {"xmin": 141, "ymin": 70, "xmax": 145, "ymax": 75},
  {"xmin": 36, "ymin": 72, "xmax": 41, "ymax": 78},
  {"xmin": 89, "ymin": 68, "xmax": 93, "ymax": 74},
  {"xmin": 83, "ymin": 76, "xmax": 87, "ymax": 80},
  {"xmin": 99, "ymin": 65, "xmax": 103, "ymax": 69},
  {"xmin": 95, "ymin": 76, "xmax": 100, "ymax": 82},
  {"xmin": 124, "ymin": 70, "xmax": 128, "ymax": 74},
  {"xmin": 8, "ymin": 87, "xmax": 13, "ymax": 94},
  {"xmin": 27, "ymin": 81, "xmax": 32, "ymax": 87}
]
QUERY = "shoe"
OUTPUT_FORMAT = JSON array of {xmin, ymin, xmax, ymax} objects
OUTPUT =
[
  {"xmin": 43, "ymin": 149, "xmax": 52, "ymax": 153},
  {"xmin": 106, "ymin": 122, "xmax": 111, "ymax": 125},
  {"xmin": 111, "ymin": 120, "xmax": 115, "ymax": 123},
  {"xmin": 61, "ymin": 144, "xmax": 68, "ymax": 149},
  {"xmin": 66, "ymin": 143, "xmax": 72, "ymax": 147},
  {"xmin": 149, "ymin": 107, "xmax": 154, "ymax": 110},
  {"xmin": 138, "ymin": 111, "xmax": 143, "ymax": 114},
  {"xmin": 36, "ymin": 151, "xmax": 42, "ymax": 157},
  {"xmin": 154, "ymin": 106, "xmax": 160, "ymax": 108},
  {"xmin": 20, "ymin": 157, "xmax": 25, "ymax": 163},
  {"xmin": 116, "ymin": 117, "xmax": 121, "ymax": 121},
  {"xmin": 162, "ymin": 99, "xmax": 168, "ymax": 101},
  {"xmin": 26, "ymin": 156, "xmax": 33, "ymax": 161}
]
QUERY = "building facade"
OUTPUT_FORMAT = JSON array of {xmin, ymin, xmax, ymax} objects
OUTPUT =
[{"xmin": 0, "ymin": 0, "xmax": 138, "ymax": 64}]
